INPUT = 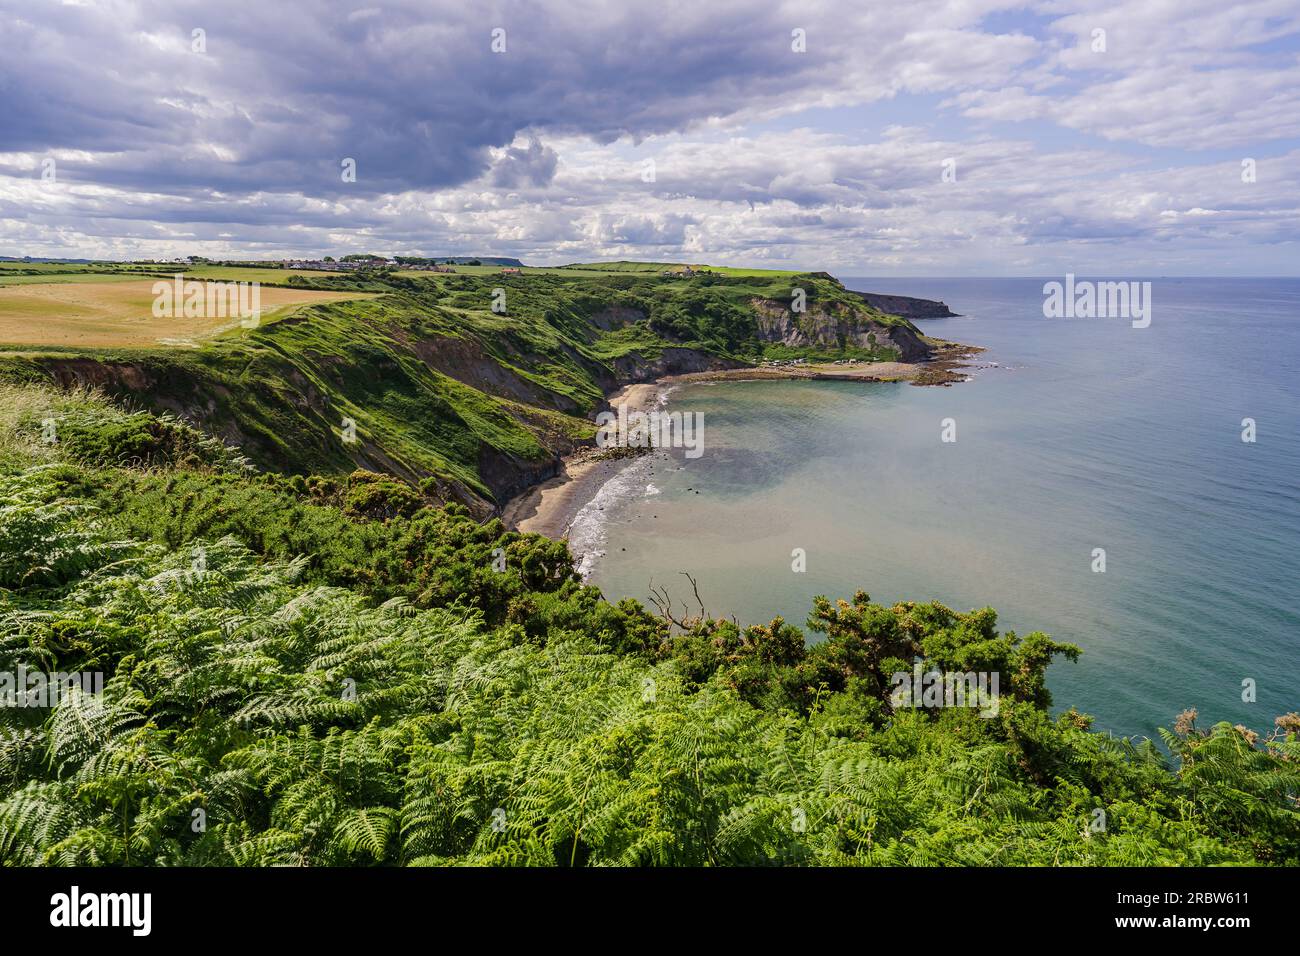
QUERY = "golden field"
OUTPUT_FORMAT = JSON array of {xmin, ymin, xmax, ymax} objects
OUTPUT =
[{"xmin": 0, "ymin": 278, "xmax": 373, "ymax": 348}]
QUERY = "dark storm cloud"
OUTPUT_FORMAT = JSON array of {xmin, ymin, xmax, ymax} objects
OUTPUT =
[{"xmin": 0, "ymin": 0, "xmax": 823, "ymax": 197}]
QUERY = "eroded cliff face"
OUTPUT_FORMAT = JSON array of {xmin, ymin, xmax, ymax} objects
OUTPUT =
[
  {"xmin": 17, "ymin": 338, "xmax": 746, "ymax": 517},
  {"xmin": 408, "ymin": 333, "xmax": 594, "ymax": 414},
  {"xmin": 609, "ymin": 346, "xmax": 747, "ymax": 383},
  {"xmin": 15, "ymin": 285, "xmax": 942, "ymax": 517},
  {"xmin": 32, "ymin": 356, "xmax": 439, "ymax": 487},
  {"xmin": 588, "ymin": 306, "xmax": 647, "ymax": 331},
  {"xmin": 749, "ymin": 298, "xmax": 933, "ymax": 362}
]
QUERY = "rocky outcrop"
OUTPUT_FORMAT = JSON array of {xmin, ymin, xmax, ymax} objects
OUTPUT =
[
  {"xmin": 609, "ymin": 346, "xmax": 747, "ymax": 383},
  {"xmin": 749, "ymin": 298, "xmax": 933, "ymax": 362},
  {"xmin": 476, "ymin": 445, "xmax": 566, "ymax": 513},
  {"xmin": 852, "ymin": 291, "xmax": 958, "ymax": 319}
]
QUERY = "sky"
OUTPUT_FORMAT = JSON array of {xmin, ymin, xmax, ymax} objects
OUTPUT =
[{"xmin": 1, "ymin": 0, "xmax": 1298, "ymax": 275}]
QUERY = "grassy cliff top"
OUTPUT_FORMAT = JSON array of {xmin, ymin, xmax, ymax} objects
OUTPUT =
[{"xmin": 0, "ymin": 266, "xmax": 923, "ymax": 507}]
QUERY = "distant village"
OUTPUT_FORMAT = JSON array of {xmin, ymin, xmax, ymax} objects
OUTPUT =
[
  {"xmin": 131, "ymin": 255, "xmax": 520, "ymax": 273},
  {"xmin": 122, "ymin": 256, "xmax": 718, "ymax": 279},
  {"xmin": 285, "ymin": 258, "xmax": 455, "ymax": 273}
]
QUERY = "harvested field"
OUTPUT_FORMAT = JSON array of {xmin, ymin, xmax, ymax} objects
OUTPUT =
[{"xmin": 0, "ymin": 279, "xmax": 374, "ymax": 348}]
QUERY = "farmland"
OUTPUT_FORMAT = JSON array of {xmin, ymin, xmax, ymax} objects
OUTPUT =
[
  {"xmin": 0, "ymin": 262, "xmax": 348, "ymax": 285},
  {"xmin": 0, "ymin": 277, "xmax": 374, "ymax": 349}
]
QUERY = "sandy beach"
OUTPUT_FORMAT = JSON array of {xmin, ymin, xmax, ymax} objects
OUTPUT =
[
  {"xmin": 500, "ymin": 345, "xmax": 984, "ymax": 538},
  {"xmin": 501, "ymin": 381, "xmax": 663, "ymax": 538}
]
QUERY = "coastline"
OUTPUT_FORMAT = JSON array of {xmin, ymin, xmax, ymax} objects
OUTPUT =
[
  {"xmin": 500, "ymin": 381, "xmax": 665, "ymax": 538},
  {"xmin": 500, "ymin": 342, "xmax": 985, "ymax": 540},
  {"xmin": 663, "ymin": 341, "xmax": 984, "ymax": 388}
]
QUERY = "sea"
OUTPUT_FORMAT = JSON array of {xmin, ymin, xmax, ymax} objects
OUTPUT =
[{"xmin": 576, "ymin": 277, "xmax": 1300, "ymax": 738}]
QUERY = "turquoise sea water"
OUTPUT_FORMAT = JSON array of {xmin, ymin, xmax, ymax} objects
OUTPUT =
[{"xmin": 582, "ymin": 278, "xmax": 1300, "ymax": 738}]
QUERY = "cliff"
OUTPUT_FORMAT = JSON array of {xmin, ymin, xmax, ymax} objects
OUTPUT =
[
  {"xmin": 749, "ymin": 297, "xmax": 932, "ymax": 361},
  {"xmin": 852, "ymin": 290, "xmax": 958, "ymax": 319},
  {"xmin": 0, "ymin": 267, "xmax": 956, "ymax": 515}
]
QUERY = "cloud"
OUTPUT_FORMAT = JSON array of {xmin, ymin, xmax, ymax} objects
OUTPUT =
[
  {"xmin": 0, "ymin": 0, "xmax": 1056, "ymax": 195},
  {"xmin": 0, "ymin": 0, "xmax": 1297, "ymax": 273},
  {"xmin": 489, "ymin": 138, "xmax": 559, "ymax": 189},
  {"xmin": 963, "ymin": 0, "xmax": 1300, "ymax": 148}
]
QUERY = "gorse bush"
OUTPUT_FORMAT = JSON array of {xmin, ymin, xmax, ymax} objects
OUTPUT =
[
  {"xmin": 47, "ymin": 408, "xmax": 251, "ymax": 472},
  {"xmin": 0, "ymin": 382, "xmax": 250, "ymax": 474},
  {"xmin": 1, "ymin": 464, "xmax": 1297, "ymax": 867}
]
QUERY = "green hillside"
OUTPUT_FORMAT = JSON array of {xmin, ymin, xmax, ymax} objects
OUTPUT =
[
  {"xmin": 0, "ymin": 383, "xmax": 1296, "ymax": 866},
  {"xmin": 0, "ymin": 268, "xmax": 928, "ymax": 509}
]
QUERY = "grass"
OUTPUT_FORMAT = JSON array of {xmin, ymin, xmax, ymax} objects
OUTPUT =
[
  {"xmin": 178, "ymin": 265, "xmax": 348, "ymax": 283},
  {"xmin": 0, "ymin": 279, "xmax": 375, "ymax": 348},
  {"xmin": 0, "ymin": 380, "xmax": 249, "ymax": 474},
  {"xmin": 0, "ymin": 381, "xmax": 87, "ymax": 468},
  {"xmin": 0, "ymin": 266, "xmax": 929, "ymax": 505},
  {"xmin": 0, "ymin": 262, "xmax": 352, "ymax": 284},
  {"xmin": 0, "ymin": 272, "xmax": 147, "ymax": 286}
]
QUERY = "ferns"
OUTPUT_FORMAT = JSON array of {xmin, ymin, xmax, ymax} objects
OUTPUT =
[
  {"xmin": 333, "ymin": 807, "xmax": 399, "ymax": 862},
  {"xmin": 0, "ymin": 782, "xmax": 84, "ymax": 865},
  {"xmin": 0, "ymin": 466, "xmax": 133, "ymax": 590},
  {"xmin": 0, "ymin": 463, "xmax": 1296, "ymax": 867}
]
